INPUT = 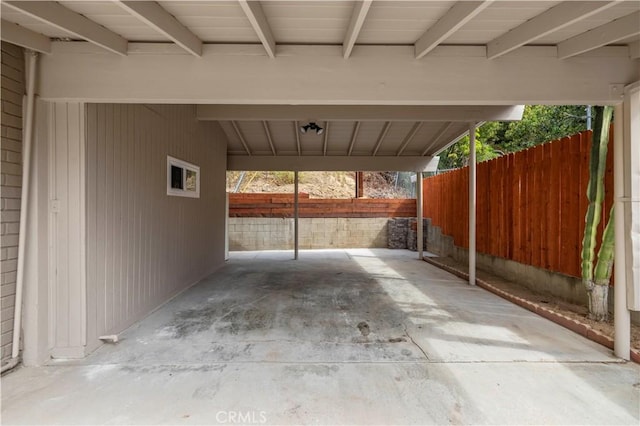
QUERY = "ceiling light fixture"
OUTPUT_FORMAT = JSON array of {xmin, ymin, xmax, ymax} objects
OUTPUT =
[{"xmin": 300, "ymin": 122, "xmax": 324, "ymax": 135}]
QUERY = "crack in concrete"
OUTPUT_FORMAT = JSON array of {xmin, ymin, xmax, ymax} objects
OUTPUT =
[{"xmin": 403, "ymin": 323, "xmax": 430, "ymax": 360}]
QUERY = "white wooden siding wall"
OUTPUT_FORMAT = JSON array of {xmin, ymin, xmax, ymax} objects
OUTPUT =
[
  {"xmin": 48, "ymin": 102, "xmax": 86, "ymax": 358},
  {"xmin": 85, "ymin": 104, "xmax": 227, "ymax": 347}
]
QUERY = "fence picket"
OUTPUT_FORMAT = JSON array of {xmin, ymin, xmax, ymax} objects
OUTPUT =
[{"xmin": 423, "ymin": 128, "xmax": 613, "ymax": 278}]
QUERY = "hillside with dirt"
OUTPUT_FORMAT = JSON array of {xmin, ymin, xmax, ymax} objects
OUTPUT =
[{"xmin": 226, "ymin": 171, "xmax": 413, "ymax": 199}]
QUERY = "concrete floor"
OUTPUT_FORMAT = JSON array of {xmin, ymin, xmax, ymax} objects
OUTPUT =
[{"xmin": 2, "ymin": 249, "xmax": 639, "ymax": 425}]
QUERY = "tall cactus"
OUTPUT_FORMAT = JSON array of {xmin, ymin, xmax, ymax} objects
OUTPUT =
[{"xmin": 581, "ymin": 106, "xmax": 613, "ymax": 321}]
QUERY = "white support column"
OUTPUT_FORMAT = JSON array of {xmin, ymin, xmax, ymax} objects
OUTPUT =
[
  {"xmin": 613, "ymin": 102, "xmax": 630, "ymax": 360},
  {"xmin": 225, "ymin": 192, "xmax": 230, "ymax": 261},
  {"xmin": 469, "ymin": 122, "xmax": 477, "ymax": 285},
  {"xmin": 294, "ymin": 171, "xmax": 299, "ymax": 260},
  {"xmin": 11, "ymin": 51, "xmax": 38, "ymax": 363},
  {"xmin": 416, "ymin": 171, "xmax": 424, "ymax": 260},
  {"xmin": 623, "ymin": 82, "xmax": 640, "ymax": 311}
]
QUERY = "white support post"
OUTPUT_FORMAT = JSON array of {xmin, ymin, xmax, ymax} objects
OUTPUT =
[
  {"xmin": 623, "ymin": 82, "xmax": 640, "ymax": 311},
  {"xmin": 469, "ymin": 122, "xmax": 477, "ymax": 285},
  {"xmin": 294, "ymin": 171, "xmax": 299, "ymax": 260},
  {"xmin": 11, "ymin": 51, "xmax": 38, "ymax": 362},
  {"xmin": 613, "ymin": 102, "xmax": 630, "ymax": 360},
  {"xmin": 416, "ymin": 171, "xmax": 424, "ymax": 260}
]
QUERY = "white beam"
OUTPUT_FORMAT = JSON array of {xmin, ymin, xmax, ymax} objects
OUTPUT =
[
  {"xmin": 372, "ymin": 122, "xmax": 391, "ymax": 156},
  {"xmin": 343, "ymin": 0, "xmax": 372, "ymax": 59},
  {"xmin": 347, "ymin": 122, "xmax": 361, "ymax": 155},
  {"xmin": 4, "ymin": 1, "xmax": 127, "ymax": 55},
  {"xmin": 227, "ymin": 155, "xmax": 440, "ymax": 172},
  {"xmin": 396, "ymin": 122, "xmax": 423, "ymax": 156},
  {"xmin": 38, "ymin": 44, "xmax": 639, "ymax": 104},
  {"xmin": 415, "ymin": 1, "xmax": 492, "ymax": 59},
  {"xmin": 1, "ymin": 20, "xmax": 51, "ymax": 54},
  {"xmin": 238, "ymin": 0, "xmax": 276, "ymax": 58},
  {"xmin": 558, "ymin": 11, "xmax": 640, "ymax": 59},
  {"xmin": 323, "ymin": 122, "xmax": 330, "ymax": 156},
  {"xmin": 294, "ymin": 120, "xmax": 301, "ymax": 156},
  {"xmin": 230, "ymin": 121, "xmax": 252, "ymax": 155},
  {"xmin": 487, "ymin": 1, "xmax": 619, "ymax": 59},
  {"xmin": 421, "ymin": 122, "xmax": 454, "ymax": 156},
  {"xmin": 198, "ymin": 105, "xmax": 524, "ymax": 122},
  {"xmin": 117, "ymin": 1, "xmax": 202, "ymax": 57},
  {"xmin": 262, "ymin": 121, "xmax": 276, "ymax": 155},
  {"xmin": 629, "ymin": 40, "xmax": 640, "ymax": 59}
]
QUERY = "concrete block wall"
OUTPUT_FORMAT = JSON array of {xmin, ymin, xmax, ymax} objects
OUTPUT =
[
  {"xmin": 425, "ymin": 218, "xmax": 587, "ymax": 304},
  {"xmin": 229, "ymin": 217, "xmax": 389, "ymax": 251},
  {"xmin": 424, "ymin": 217, "xmax": 639, "ymax": 323},
  {"xmin": 1, "ymin": 42, "xmax": 24, "ymax": 365}
]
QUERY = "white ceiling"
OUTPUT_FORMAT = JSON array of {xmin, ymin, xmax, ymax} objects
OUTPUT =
[
  {"xmin": 2, "ymin": 1, "xmax": 638, "ymax": 48},
  {"xmin": 199, "ymin": 105, "xmax": 524, "ymax": 157},
  {"xmin": 1, "ymin": 1, "xmax": 638, "ymax": 160},
  {"xmin": 219, "ymin": 120, "xmax": 470, "ymax": 157}
]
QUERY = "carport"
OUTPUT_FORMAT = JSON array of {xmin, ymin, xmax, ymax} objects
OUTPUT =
[
  {"xmin": 1, "ymin": 0, "xmax": 639, "ymax": 411},
  {"xmin": 3, "ymin": 249, "xmax": 639, "ymax": 424}
]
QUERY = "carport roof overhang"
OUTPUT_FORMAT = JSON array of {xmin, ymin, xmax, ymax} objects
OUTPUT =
[
  {"xmin": 35, "ymin": 43, "xmax": 638, "ymax": 106},
  {"xmin": 3, "ymin": 1, "xmax": 638, "ymax": 171},
  {"xmin": 32, "ymin": 43, "xmax": 637, "ymax": 172},
  {"xmin": 202, "ymin": 104, "xmax": 524, "ymax": 171}
]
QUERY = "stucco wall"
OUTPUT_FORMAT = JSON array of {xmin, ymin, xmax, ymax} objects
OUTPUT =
[
  {"xmin": 229, "ymin": 217, "xmax": 389, "ymax": 251},
  {"xmin": 1, "ymin": 42, "xmax": 24, "ymax": 365}
]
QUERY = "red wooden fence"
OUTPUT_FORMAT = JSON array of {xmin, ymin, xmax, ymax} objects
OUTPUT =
[
  {"xmin": 423, "ymin": 129, "xmax": 614, "ymax": 278},
  {"xmin": 230, "ymin": 193, "xmax": 416, "ymax": 218}
]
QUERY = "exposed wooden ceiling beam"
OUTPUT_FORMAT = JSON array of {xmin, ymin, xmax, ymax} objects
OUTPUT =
[
  {"xmin": 347, "ymin": 122, "xmax": 362, "ymax": 155},
  {"xmin": 262, "ymin": 121, "xmax": 276, "ymax": 156},
  {"xmin": 231, "ymin": 121, "xmax": 252, "ymax": 156},
  {"xmin": 1, "ymin": 19, "xmax": 51, "ymax": 54},
  {"xmin": 415, "ymin": 1, "xmax": 492, "ymax": 59},
  {"xmin": 116, "ymin": 1, "xmax": 202, "ymax": 57},
  {"xmin": 396, "ymin": 122, "xmax": 423, "ymax": 156},
  {"xmin": 343, "ymin": 0, "xmax": 372, "ymax": 59},
  {"xmin": 4, "ymin": 1, "xmax": 128, "ymax": 55},
  {"xmin": 294, "ymin": 120, "xmax": 301, "ymax": 156},
  {"xmin": 630, "ymin": 40, "xmax": 640, "ymax": 59},
  {"xmin": 372, "ymin": 122, "xmax": 391, "ymax": 156},
  {"xmin": 197, "ymin": 105, "xmax": 525, "ymax": 122},
  {"xmin": 421, "ymin": 122, "xmax": 454, "ymax": 156},
  {"xmin": 238, "ymin": 0, "xmax": 276, "ymax": 58},
  {"xmin": 558, "ymin": 11, "xmax": 640, "ymax": 59},
  {"xmin": 486, "ymin": 1, "xmax": 620, "ymax": 59},
  {"xmin": 323, "ymin": 122, "xmax": 330, "ymax": 156}
]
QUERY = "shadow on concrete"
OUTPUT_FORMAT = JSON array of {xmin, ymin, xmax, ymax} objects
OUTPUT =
[{"xmin": 2, "ymin": 249, "xmax": 638, "ymax": 425}]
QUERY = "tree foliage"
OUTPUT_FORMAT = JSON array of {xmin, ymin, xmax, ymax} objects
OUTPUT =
[
  {"xmin": 437, "ymin": 129, "xmax": 499, "ymax": 170},
  {"xmin": 438, "ymin": 105, "xmax": 589, "ymax": 170}
]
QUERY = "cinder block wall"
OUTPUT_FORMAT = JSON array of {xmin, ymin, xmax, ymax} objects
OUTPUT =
[
  {"xmin": 424, "ymin": 217, "xmax": 639, "ymax": 324},
  {"xmin": 229, "ymin": 217, "xmax": 389, "ymax": 250},
  {"xmin": 0, "ymin": 42, "xmax": 24, "ymax": 365}
]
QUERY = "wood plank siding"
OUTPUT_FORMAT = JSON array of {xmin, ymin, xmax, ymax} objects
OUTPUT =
[{"xmin": 83, "ymin": 104, "xmax": 227, "ymax": 351}]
